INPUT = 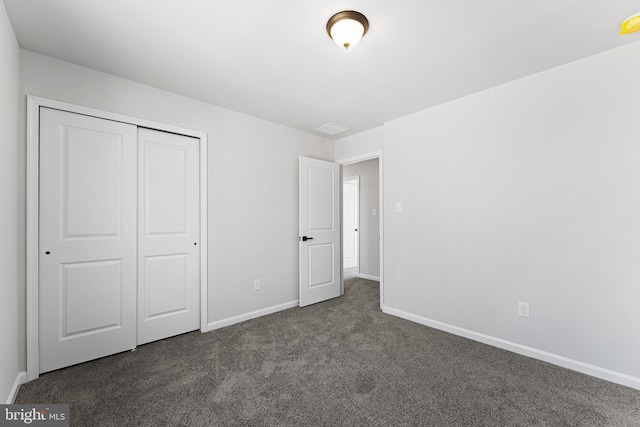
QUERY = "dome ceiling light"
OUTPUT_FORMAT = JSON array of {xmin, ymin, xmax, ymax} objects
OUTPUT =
[
  {"xmin": 620, "ymin": 12, "xmax": 640, "ymax": 34},
  {"xmin": 326, "ymin": 10, "xmax": 369, "ymax": 50}
]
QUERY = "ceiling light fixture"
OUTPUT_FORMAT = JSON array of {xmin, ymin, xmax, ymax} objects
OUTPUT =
[
  {"xmin": 620, "ymin": 12, "xmax": 640, "ymax": 34},
  {"xmin": 326, "ymin": 10, "xmax": 369, "ymax": 50}
]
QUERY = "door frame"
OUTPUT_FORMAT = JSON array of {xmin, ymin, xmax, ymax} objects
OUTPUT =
[
  {"xmin": 342, "ymin": 176, "xmax": 360, "ymax": 273},
  {"xmin": 26, "ymin": 95, "xmax": 209, "ymax": 381},
  {"xmin": 336, "ymin": 151, "xmax": 383, "ymax": 310}
]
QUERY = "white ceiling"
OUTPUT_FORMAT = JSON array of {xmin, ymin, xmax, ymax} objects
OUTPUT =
[{"xmin": 4, "ymin": 0, "xmax": 640, "ymax": 139}]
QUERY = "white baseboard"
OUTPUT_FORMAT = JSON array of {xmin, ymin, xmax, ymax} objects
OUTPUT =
[
  {"xmin": 357, "ymin": 273, "xmax": 380, "ymax": 282},
  {"xmin": 206, "ymin": 300, "xmax": 299, "ymax": 331},
  {"xmin": 5, "ymin": 372, "xmax": 27, "ymax": 404},
  {"xmin": 382, "ymin": 306, "xmax": 640, "ymax": 391}
]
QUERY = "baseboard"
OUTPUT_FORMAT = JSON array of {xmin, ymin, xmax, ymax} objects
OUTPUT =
[
  {"xmin": 357, "ymin": 273, "xmax": 380, "ymax": 282},
  {"xmin": 5, "ymin": 372, "xmax": 27, "ymax": 404},
  {"xmin": 206, "ymin": 300, "xmax": 299, "ymax": 331},
  {"xmin": 382, "ymin": 306, "xmax": 640, "ymax": 391}
]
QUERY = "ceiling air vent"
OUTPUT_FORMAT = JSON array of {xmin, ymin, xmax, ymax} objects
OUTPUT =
[{"xmin": 313, "ymin": 122, "xmax": 349, "ymax": 136}]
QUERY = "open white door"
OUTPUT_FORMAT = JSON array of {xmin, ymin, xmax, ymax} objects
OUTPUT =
[
  {"xmin": 299, "ymin": 157, "xmax": 341, "ymax": 307},
  {"xmin": 343, "ymin": 177, "xmax": 359, "ymax": 269}
]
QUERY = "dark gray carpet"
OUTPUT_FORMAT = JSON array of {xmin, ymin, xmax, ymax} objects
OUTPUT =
[{"xmin": 17, "ymin": 277, "xmax": 640, "ymax": 426}]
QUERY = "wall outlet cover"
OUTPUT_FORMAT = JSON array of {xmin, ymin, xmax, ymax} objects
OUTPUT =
[{"xmin": 518, "ymin": 302, "xmax": 530, "ymax": 318}]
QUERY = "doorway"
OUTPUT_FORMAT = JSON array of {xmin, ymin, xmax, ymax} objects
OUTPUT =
[{"xmin": 341, "ymin": 157, "xmax": 381, "ymax": 285}]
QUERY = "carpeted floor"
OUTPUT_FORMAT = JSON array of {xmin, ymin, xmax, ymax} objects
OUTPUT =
[
  {"xmin": 17, "ymin": 277, "xmax": 640, "ymax": 426},
  {"xmin": 344, "ymin": 267, "xmax": 358, "ymax": 279}
]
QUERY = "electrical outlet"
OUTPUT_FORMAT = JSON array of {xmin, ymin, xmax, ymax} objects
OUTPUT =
[
  {"xmin": 518, "ymin": 302, "xmax": 530, "ymax": 318},
  {"xmin": 254, "ymin": 279, "xmax": 261, "ymax": 291}
]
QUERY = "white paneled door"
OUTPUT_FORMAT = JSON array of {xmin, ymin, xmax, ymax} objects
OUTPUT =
[
  {"xmin": 299, "ymin": 157, "xmax": 341, "ymax": 307},
  {"xmin": 343, "ymin": 178, "xmax": 359, "ymax": 269},
  {"xmin": 39, "ymin": 109, "xmax": 201, "ymax": 373},
  {"xmin": 137, "ymin": 128, "xmax": 200, "ymax": 345},
  {"xmin": 39, "ymin": 108, "xmax": 138, "ymax": 373}
]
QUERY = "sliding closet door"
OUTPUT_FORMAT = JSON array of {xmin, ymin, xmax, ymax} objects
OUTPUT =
[
  {"xmin": 39, "ymin": 108, "xmax": 138, "ymax": 373},
  {"xmin": 137, "ymin": 128, "xmax": 200, "ymax": 345}
]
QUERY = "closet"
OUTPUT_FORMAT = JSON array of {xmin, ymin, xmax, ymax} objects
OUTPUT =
[{"xmin": 38, "ymin": 107, "xmax": 201, "ymax": 373}]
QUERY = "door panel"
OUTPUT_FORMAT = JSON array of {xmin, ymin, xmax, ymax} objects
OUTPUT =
[
  {"xmin": 144, "ymin": 254, "xmax": 189, "ymax": 318},
  {"xmin": 61, "ymin": 260, "xmax": 123, "ymax": 337},
  {"xmin": 308, "ymin": 243, "xmax": 335, "ymax": 287},
  {"xmin": 299, "ymin": 157, "xmax": 341, "ymax": 307},
  {"xmin": 137, "ymin": 128, "xmax": 200, "ymax": 345},
  {"xmin": 64, "ymin": 131, "xmax": 123, "ymax": 237},
  {"xmin": 144, "ymin": 142, "xmax": 189, "ymax": 235},
  {"xmin": 39, "ymin": 108, "xmax": 137, "ymax": 373},
  {"xmin": 309, "ymin": 167, "xmax": 335, "ymax": 231}
]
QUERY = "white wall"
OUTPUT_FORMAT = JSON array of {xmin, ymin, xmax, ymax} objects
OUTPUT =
[
  {"xmin": 335, "ymin": 126, "xmax": 383, "ymax": 162},
  {"xmin": 17, "ymin": 50, "xmax": 334, "ymax": 369},
  {"xmin": 383, "ymin": 40, "xmax": 640, "ymax": 384},
  {"xmin": 343, "ymin": 159, "xmax": 380, "ymax": 278},
  {"xmin": 0, "ymin": 1, "xmax": 20, "ymax": 403}
]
